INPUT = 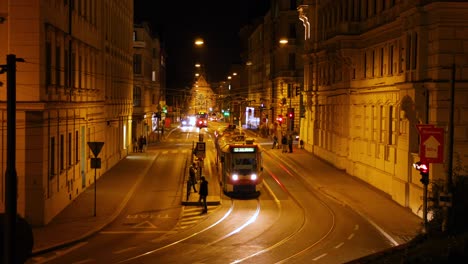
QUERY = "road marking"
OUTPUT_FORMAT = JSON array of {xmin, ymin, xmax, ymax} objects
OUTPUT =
[
  {"xmin": 133, "ymin": 221, "xmax": 157, "ymax": 229},
  {"xmin": 113, "ymin": 246, "xmax": 137, "ymax": 254},
  {"xmin": 334, "ymin": 242, "xmax": 344, "ymax": 249},
  {"xmin": 313, "ymin": 253, "xmax": 327, "ymax": 261},
  {"xmin": 100, "ymin": 230, "xmax": 176, "ymax": 234},
  {"xmin": 347, "ymin": 233, "xmax": 355, "ymax": 240}
]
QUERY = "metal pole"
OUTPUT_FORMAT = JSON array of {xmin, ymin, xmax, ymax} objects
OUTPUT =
[
  {"xmin": 423, "ymin": 184, "xmax": 428, "ymax": 233},
  {"xmin": 94, "ymin": 167, "xmax": 97, "ymax": 216},
  {"xmin": 445, "ymin": 63, "xmax": 455, "ymax": 233},
  {"xmin": 4, "ymin": 54, "xmax": 18, "ymax": 264},
  {"xmin": 447, "ymin": 64, "xmax": 455, "ymax": 191}
]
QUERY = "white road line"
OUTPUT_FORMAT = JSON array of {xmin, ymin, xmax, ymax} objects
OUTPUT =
[
  {"xmin": 313, "ymin": 253, "xmax": 328, "ymax": 261},
  {"xmin": 113, "ymin": 246, "xmax": 137, "ymax": 254},
  {"xmin": 334, "ymin": 242, "xmax": 344, "ymax": 249}
]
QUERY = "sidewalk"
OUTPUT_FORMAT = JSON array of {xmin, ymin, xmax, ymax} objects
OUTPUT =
[
  {"xmin": 30, "ymin": 145, "xmax": 221, "ymax": 257},
  {"xmin": 29, "ymin": 128, "xmax": 422, "ymax": 258}
]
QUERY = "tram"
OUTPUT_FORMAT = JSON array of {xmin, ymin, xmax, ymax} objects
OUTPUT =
[
  {"xmin": 195, "ymin": 112, "xmax": 208, "ymax": 128},
  {"xmin": 215, "ymin": 131, "xmax": 263, "ymax": 197}
]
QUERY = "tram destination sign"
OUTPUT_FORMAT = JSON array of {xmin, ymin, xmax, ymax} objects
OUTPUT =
[{"xmin": 233, "ymin": 147, "xmax": 256, "ymax": 153}]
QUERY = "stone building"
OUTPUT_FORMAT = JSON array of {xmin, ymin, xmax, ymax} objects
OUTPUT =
[
  {"xmin": 297, "ymin": 0, "xmax": 468, "ymax": 216},
  {"xmin": 132, "ymin": 22, "xmax": 166, "ymax": 145},
  {"xmin": 0, "ymin": 0, "xmax": 134, "ymax": 225},
  {"xmin": 244, "ymin": 0, "xmax": 304, "ymax": 136}
]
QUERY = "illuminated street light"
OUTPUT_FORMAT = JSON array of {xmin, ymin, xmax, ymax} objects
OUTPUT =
[
  {"xmin": 279, "ymin": 38, "xmax": 288, "ymax": 45},
  {"xmin": 194, "ymin": 37, "xmax": 204, "ymax": 46},
  {"xmin": 195, "ymin": 63, "xmax": 201, "ymax": 68}
]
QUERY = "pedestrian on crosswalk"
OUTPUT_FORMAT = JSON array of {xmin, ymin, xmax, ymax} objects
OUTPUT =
[{"xmin": 198, "ymin": 176, "xmax": 208, "ymax": 213}]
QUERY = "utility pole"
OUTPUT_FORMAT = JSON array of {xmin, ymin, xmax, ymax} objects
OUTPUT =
[{"xmin": 1, "ymin": 54, "xmax": 25, "ymax": 264}]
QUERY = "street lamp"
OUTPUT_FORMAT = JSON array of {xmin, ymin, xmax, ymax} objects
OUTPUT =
[{"xmin": 194, "ymin": 37, "xmax": 204, "ymax": 46}]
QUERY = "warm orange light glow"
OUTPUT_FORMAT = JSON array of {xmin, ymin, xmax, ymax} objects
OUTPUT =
[
  {"xmin": 279, "ymin": 38, "xmax": 288, "ymax": 44},
  {"xmin": 194, "ymin": 38, "xmax": 204, "ymax": 46},
  {"xmin": 195, "ymin": 63, "xmax": 201, "ymax": 68}
]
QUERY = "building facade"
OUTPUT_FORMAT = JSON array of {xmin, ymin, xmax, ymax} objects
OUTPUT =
[
  {"xmin": 297, "ymin": 0, "xmax": 468, "ymax": 216},
  {"xmin": 132, "ymin": 22, "xmax": 166, "ymax": 145},
  {"xmin": 244, "ymin": 0, "xmax": 304, "ymax": 137},
  {"xmin": 0, "ymin": 0, "xmax": 134, "ymax": 225}
]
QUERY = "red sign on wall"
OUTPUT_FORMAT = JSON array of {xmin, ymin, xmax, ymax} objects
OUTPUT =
[{"xmin": 419, "ymin": 127, "xmax": 444, "ymax": 163}]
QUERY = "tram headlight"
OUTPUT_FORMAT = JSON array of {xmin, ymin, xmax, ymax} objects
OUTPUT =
[
  {"xmin": 250, "ymin": 174, "xmax": 257, "ymax": 180},
  {"xmin": 232, "ymin": 174, "xmax": 239, "ymax": 181}
]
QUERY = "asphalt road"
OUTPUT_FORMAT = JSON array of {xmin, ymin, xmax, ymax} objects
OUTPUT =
[{"xmin": 33, "ymin": 124, "xmax": 399, "ymax": 263}]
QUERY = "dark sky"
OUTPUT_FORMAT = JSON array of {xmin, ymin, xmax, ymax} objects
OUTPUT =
[{"xmin": 134, "ymin": 0, "xmax": 270, "ymax": 93}]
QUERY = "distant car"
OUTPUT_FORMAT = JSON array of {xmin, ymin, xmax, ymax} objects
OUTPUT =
[{"xmin": 181, "ymin": 119, "xmax": 190, "ymax": 127}]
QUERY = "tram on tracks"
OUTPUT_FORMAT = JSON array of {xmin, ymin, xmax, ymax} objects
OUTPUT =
[
  {"xmin": 215, "ymin": 129, "xmax": 263, "ymax": 197},
  {"xmin": 195, "ymin": 112, "xmax": 208, "ymax": 128}
]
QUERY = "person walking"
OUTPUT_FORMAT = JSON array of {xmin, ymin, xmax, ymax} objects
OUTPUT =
[
  {"xmin": 281, "ymin": 135, "xmax": 288, "ymax": 153},
  {"xmin": 288, "ymin": 134, "xmax": 293, "ymax": 153},
  {"xmin": 133, "ymin": 137, "xmax": 138, "ymax": 152},
  {"xmin": 272, "ymin": 135, "xmax": 278, "ymax": 149},
  {"xmin": 198, "ymin": 176, "xmax": 208, "ymax": 213},
  {"xmin": 189, "ymin": 163, "xmax": 198, "ymax": 193}
]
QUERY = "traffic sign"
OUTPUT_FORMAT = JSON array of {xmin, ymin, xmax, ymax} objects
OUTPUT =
[
  {"xmin": 87, "ymin": 142, "xmax": 104, "ymax": 157},
  {"xmin": 419, "ymin": 127, "xmax": 444, "ymax": 163},
  {"xmin": 416, "ymin": 124, "xmax": 434, "ymax": 134},
  {"xmin": 196, "ymin": 142, "xmax": 206, "ymax": 159}
]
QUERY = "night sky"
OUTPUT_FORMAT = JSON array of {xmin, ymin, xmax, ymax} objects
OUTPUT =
[{"xmin": 134, "ymin": 0, "xmax": 270, "ymax": 95}]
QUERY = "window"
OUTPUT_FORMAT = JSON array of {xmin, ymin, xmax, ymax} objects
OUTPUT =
[
  {"xmin": 75, "ymin": 130, "xmax": 79, "ymax": 163},
  {"xmin": 60, "ymin": 134, "xmax": 64, "ymax": 171},
  {"xmin": 290, "ymin": 0, "xmax": 296, "ymax": 10},
  {"xmin": 406, "ymin": 34, "xmax": 411, "ymax": 71},
  {"xmin": 68, "ymin": 132, "xmax": 72, "ymax": 167},
  {"xmin": 64, "ymin": 49, "xmax": 69, "ymax": 87},
  {"xmin": 389, "ymin": 45, "xmax": 394, "ymax": 75},
  {"xmin": 380, "ymin": 48, "xmax": 384, "ymax": 76},
  {"xmin": 50, "ymin": 136, "xmax": 55, "ymax": 177},
  {"xmin": 134, "ymin": 54, "xmax": 142, "ymax": 74},
  {"xmin": 412, "ymin": 33, "xmax": 418, "ymax": 70},
  {"xmin": 363, "ymin": 52, "xmax": 367, "ymax": 78},
  {"xmin": 78, "ymin": 55, "xmax": 82, "ymax": 89},
  {"xmin": 288, "ymin": 53, "xmax": 295, "ymax": 70},
  {"xmin": 71, "ymin": 52, "xmax": 76, "ymax": 88},
  {"xmin": 46, "ymin": 42, "xmax": 52, "ymax": 86},
  {"xmin": 56, "ymin": 46, "xmax": 61, "ymax": 86},
  {"xmin": 133, "ymin": 87, "xmax": 141, "ymax": 107}
]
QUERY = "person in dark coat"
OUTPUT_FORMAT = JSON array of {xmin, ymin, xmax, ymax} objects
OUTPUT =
[
  {"xmin": 198, "ymin": 176, "xmax": 208, "ymax": 213},
  {"xmin": 188, "ymin": 163, "xmax": 198, "ymax": 193},
  {"xmin": 281, "ymin": 135, "xmax": 288, "ymax": 153},
  {"xmin": 288, "ymin": 134, "xmax": 293, "ymax": 153}
]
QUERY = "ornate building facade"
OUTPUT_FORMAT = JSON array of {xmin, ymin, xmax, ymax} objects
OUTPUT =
[
  {"xmin": 132, "ymin": 22, "xmax": 166, "ymax": 145},
  {"xmin": 0, "ymin": 0, "xmax": 134, "ymax": 225},
  {"xmin": 297, "ymin": 0, "xmax": 468, "ymax": 215},
  {"xmin": 244, "ymin": 0, "xmax": 304, "ymax": 136}
]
